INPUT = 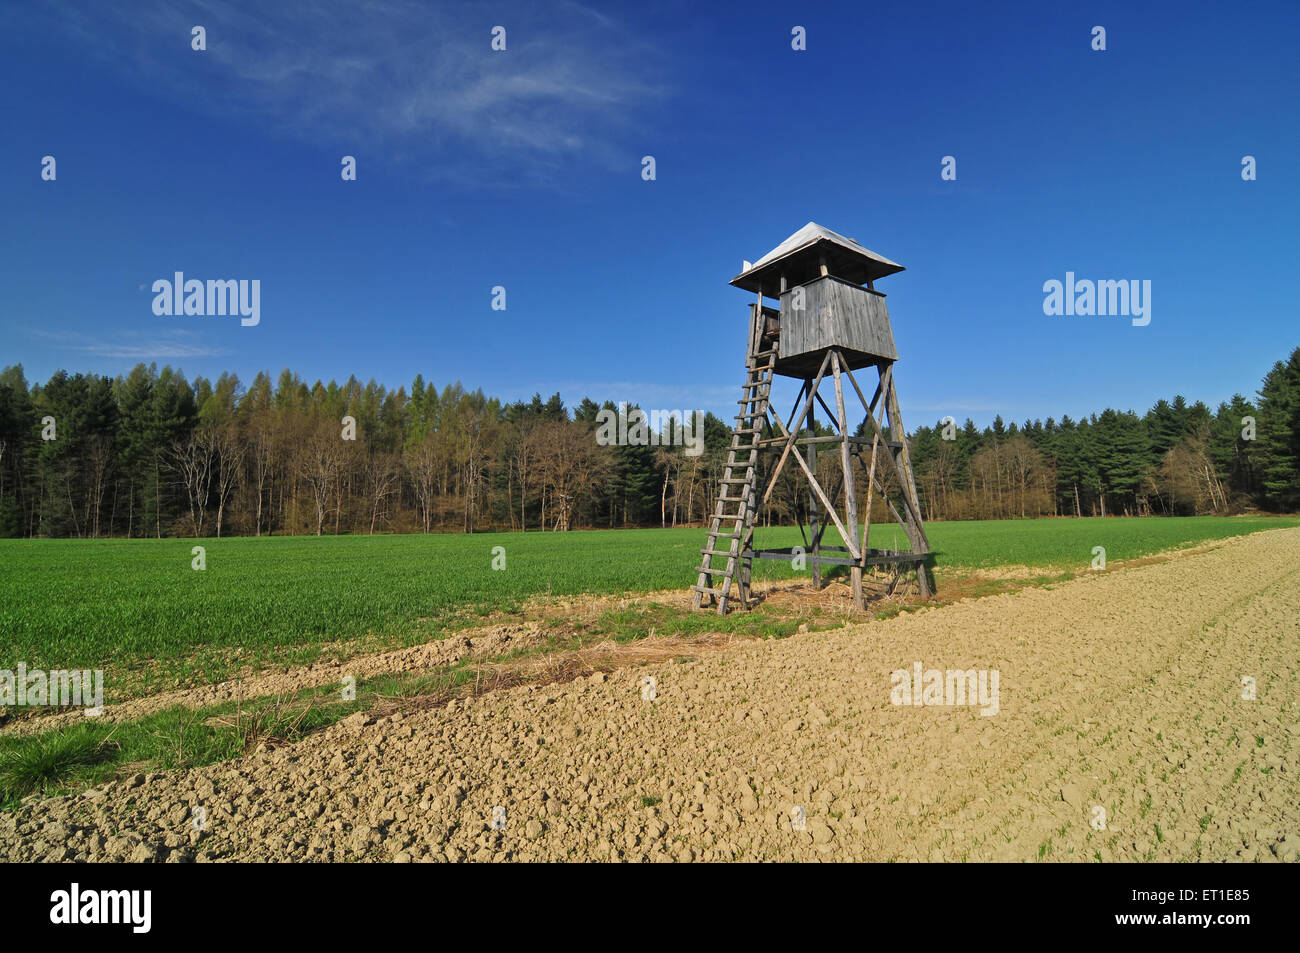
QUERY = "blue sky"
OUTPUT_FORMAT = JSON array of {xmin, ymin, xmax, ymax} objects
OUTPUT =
[{"xmin": 2, "ymin": 0, "xmax": 1297, "ymax": 427}]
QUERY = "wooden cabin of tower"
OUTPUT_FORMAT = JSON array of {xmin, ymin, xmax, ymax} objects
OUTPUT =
[
  {"xmin": 737, "ymin": 222, "xmax": 902, "ymax": 376},
  {"xmin": 691, "ymin": 222, "xmax": 934, "ymax": 614}
]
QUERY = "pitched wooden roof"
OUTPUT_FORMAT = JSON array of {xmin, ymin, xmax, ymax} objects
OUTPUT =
[{"xmin": 730, "ymin": 222, "xmax": 904, "ymax": 295}]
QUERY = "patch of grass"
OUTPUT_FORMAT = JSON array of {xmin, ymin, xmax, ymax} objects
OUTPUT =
[
  {"xmin": 0, "ymin": 722, "xmax": 121, "ymax": 806},
  {"xmin": 205, "ymin": 695, "xmax": 338, "ymax": 751},
  {"xmin": 0, "ymin": 671, "xmax": 409, "ymax": 808},
  {"xmin": 0, "ymin": 642, "xmax": 633, "ymax": 809},
  {"xmin": 0, "ymin": 691, "xmax": 349, "ymax": 810}
]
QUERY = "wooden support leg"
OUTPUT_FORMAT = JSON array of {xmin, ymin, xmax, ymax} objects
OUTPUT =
[
  {"xmin": 883, "ymin": 370, "xmax": 933, "ymax": 599},
  {"xmin": 859, "ymin": 370, "xmax": 884, "ymax": 583},
  {"xmin": 806, "ymin": 381, "xmax": 820, "ymax": 591},
  {"xmin": 831, "ymin": 352, "xmax": 866, "ymax": 611}
]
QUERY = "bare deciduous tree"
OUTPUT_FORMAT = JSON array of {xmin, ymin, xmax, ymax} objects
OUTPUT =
[
  {"xmin": 404, "ymin": 434, "xmax": 439, "ymax": 533},
  {"xmin": 535, "ymin": 420, "xmax": 608, "ymax": 531},
  {"xmin": 211, "ymin": 423, "xmax": 244, "ymax": 538},
  {"xmin": 298, "ymin": 421, "xmax": 346, "ymax": 536},
  {"xmin": 171, "ymin": 432, "xmax": 214, "ymax": 537},
  {"xmin": 363, "ymin": 452, "xmax": 400, "ymax": 534}
]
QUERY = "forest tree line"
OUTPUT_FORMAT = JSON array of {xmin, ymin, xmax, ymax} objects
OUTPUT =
[
  {"xmin": 0, "ymin": 345, "xmax": 1297, "ymax": 538},
  {"xmin": 906, "ymin": 346, "xmax": 1300, "ymax": 520}
]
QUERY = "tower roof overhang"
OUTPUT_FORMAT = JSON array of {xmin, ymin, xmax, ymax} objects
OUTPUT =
[{"xmin": 730, "ymin": 222, "xmax": 904, "ymax": 297}]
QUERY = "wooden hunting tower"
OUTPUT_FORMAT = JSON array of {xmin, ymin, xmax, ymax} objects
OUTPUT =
[{"xmin": 691, "ymin": 223, "xmax": 933, "ymax": 613}]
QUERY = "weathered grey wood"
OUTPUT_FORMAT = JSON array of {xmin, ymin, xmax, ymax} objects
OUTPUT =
[
  {"xmin": 846, "ymin": 359, "xmax": 932, "ymax": 598},
  {"xmin": 758, "ymin": 351, "xmax": 832, "ymax": 511},
  {"xmin": 777, "ymin": 275, "xmax": 898, "ymax": 367},
  {"xmin": 832, "ymin": 352, "xmax": 865, "ymax": 609},
  {"xmin": 747, "ymin": 548, "xmax": 926, "ymax": 567},
  {"xmin": 860, "ymin": 365, "xmax": 888, "ymax": 559},
  {"xmin": 884, "ymin": 374, "xmax": 928, "ymax": 549},
  {"xmin": 694, "ymin": 224, "xmax": 933, "ymax": 614},
  {"xmin": 858, "ymin": 449, "xmax": 910, "ymax": 540},
  {"xmin": 754, "ymin": 353, "xmax": 860, "ymax": 563},
  {"xmin": 695, "ymin": 338, "xmax": 777, "ymax": 612},
  {"xmin": 843, "ymin": 362, "xmax": 926, "ymax": 531},
  {"xmin": 883, "ymin": 369, "xmax": 933, "ymax": 597},
  {"xmin": 783, "ymin": 381, "xmax": 807, "ymax": 433},
  {"xmin": 814, "ymin": 389, "xmax": 839, "ymax": 428},
  {"xmin": 807, "ymin": 377, "xmax": 820, "ymax": 590},
  {"xmin": 756, "ymin": 434, "xmax": 900, "ymax": 448},
  {"xmin": 787, "ymin": 438, "xmax": 859, "ymax": 561}
]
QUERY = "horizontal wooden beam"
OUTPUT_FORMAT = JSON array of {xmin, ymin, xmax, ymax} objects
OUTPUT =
[
  {"xmin": 756, "ymin": 435, "xmax": 902, "ymax": 448},
  {"xmin": 747, "ymin": 546, "xmax": 930, "ymax": 567}
]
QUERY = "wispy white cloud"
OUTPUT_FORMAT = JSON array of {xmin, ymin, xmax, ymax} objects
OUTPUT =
[
  {"xmin": 32, "ymin": 0, "xmax": 668, "ymax": 184},
  {"xmin": 29, "ymin": 328, "xmax": 228, "ymax": 362},
  {"xmin": 78, "ymin": 340, "xmax": 226, "ymax": 361}
]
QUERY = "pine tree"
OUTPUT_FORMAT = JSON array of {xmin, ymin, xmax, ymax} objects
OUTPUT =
[
  {"xmin": 0, "ymin": 365, "xmax": 35, "ymax": 536},
  {"xmin": 1256, "ymin": 348, "xmax": 1300, "ymax": 510},
  {"xmin": 1211, "ymin": 395, "xmax": 1260, "ymax": 505}
]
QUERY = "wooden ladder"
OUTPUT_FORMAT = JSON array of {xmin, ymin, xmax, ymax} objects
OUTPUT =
[{"xmin": 691, "ymin": 346, "xmax": 776, "ymax": 614}]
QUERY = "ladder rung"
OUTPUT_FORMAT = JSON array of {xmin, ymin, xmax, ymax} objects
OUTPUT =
[
  {"xmin": 720, "ymin": 477, "xmax": 751, "ymax": 484},
  {"xmin": 693, "ymin": 563, "xmax": 739, "ymax": 576},
  {"xmin": 701, "ymin": 547, "xmax": 740, "ymax": 558}
]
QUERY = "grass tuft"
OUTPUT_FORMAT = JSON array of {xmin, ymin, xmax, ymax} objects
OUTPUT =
[{"xmin": 0, "ymin": 723, "xmax": 120, "ymax": 805}]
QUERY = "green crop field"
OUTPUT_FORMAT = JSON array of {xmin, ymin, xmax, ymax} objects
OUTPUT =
[{"xmin": 1, "ymin": 516, "xmax": 1296, "ymax": 687}]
